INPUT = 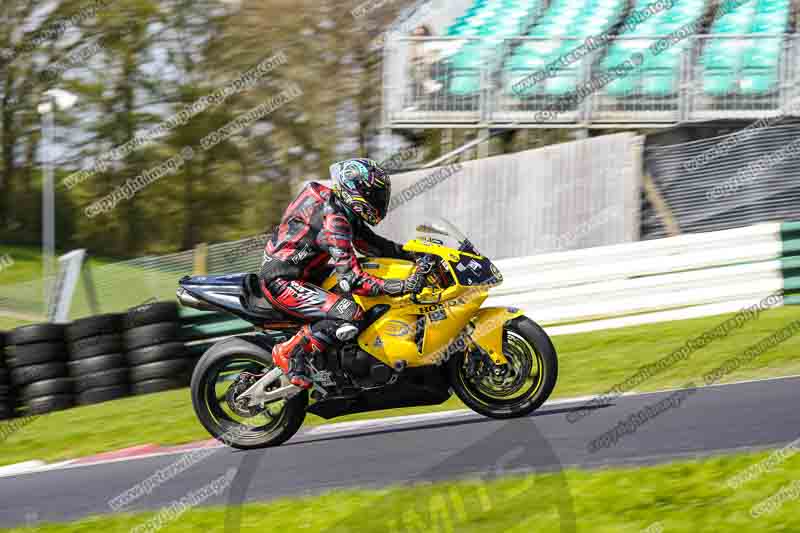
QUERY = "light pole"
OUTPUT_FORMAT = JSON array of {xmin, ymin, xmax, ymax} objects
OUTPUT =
[{"xmin": 37, "ymin": 89, "xmax": 77, "ymax": 318}]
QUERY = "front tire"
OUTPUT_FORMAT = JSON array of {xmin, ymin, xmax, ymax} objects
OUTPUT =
[
  {"xmin": 449, "ymin": 316, "xmax": 557, "ymax": 419},
  {"xmin": 190, "ymin": 337, "xmax": 307, "ymax": 449}
]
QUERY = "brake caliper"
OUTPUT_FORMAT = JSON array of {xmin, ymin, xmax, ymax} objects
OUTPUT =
[{"xmin": 226, "ymin": 372, "xmax": 265, "ymax": 417}]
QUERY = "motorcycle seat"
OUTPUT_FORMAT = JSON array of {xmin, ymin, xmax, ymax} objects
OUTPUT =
[{"xmin": 240, "ymin": 273, "xmax": 287, "ymax": 320}]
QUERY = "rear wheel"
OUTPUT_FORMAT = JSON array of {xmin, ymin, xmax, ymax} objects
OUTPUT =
[
  {"xmin": 449, "ymin": 316, "xmax": 557, "ymax": 419},
  {"xmin": 190, "ymin": 338, "xmax": 307, "ymax": 449}
]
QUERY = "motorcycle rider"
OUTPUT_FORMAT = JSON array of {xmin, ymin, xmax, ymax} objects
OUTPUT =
[{"xmin": 260, "ymin": 158, "xmax": 425, "ymax": 389}]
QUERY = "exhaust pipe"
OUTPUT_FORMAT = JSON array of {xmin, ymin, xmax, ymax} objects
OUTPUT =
[{"xmin": 176, "ymin": 288, "xmax": 218, "ymax": 311}]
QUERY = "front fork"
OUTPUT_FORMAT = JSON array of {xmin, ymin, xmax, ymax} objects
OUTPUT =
[{"xmin": 467, "ymin": 306, "xmax": 525, "ymax": 366}]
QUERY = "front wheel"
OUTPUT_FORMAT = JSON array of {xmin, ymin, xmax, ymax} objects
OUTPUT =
[
  {"xmin": 448, "ymin": 316, "xmax": 557, "ymax": 419},
  {"xmin": 190, "ymin": 337, "xmax": 308, "ymax": 449}
]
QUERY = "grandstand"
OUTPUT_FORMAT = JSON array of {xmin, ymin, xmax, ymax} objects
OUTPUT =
[{"xmin": 383, "ymin": 0, "xmax": 800, "ymax": 127}]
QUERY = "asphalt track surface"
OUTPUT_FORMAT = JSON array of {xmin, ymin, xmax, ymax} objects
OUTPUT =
[{"xmin": 0, "ymin": 375, "xmax": 798, "ymax": 528}]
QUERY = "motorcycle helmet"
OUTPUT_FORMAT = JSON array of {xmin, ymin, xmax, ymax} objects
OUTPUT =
[{"xmin": 329, "ymin": 158, "xmax": 391, "ymax": 226}]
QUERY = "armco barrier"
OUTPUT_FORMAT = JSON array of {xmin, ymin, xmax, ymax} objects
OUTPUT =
[
  {"xmin": 488, "ymin": 222, "xmax": 787, "ymax": 330},
  {"xmin": 781, "ymin": 221, "xmax": 800, "ymax": 306}
]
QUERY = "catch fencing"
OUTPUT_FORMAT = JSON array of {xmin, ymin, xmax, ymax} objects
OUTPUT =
[{"xmin": 643, "ymin": 123, "xmax": 800, "ymax": 239}]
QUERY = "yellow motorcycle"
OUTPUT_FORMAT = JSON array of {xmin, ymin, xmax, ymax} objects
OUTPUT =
[{"xmin": 179, "ymin": 218, "xmax": 558, "ymax": 448}]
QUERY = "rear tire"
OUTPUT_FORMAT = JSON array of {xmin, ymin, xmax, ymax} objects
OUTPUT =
[
  {"xmin": 449, "ymin": 316, "xmax": 557, "ymax": 420},
  {"xmin": 191, "ymin": 337, "xmax": 307, "ymax": 450}
]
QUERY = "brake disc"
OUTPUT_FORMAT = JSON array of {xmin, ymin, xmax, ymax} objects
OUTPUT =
[{"xmin": 226, "ymin": 372, "xmax": 266, "ymax": 418}]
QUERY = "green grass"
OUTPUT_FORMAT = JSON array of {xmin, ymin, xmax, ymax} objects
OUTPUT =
[
  {"xmin": 0, "ymin": 244, "xmax": 177, "ymax": 322},
  {"xmin": 1, "ymin": 306, "xmax": 798, "ymax": 467},
  {"xmin": 0, "ymin": 245, "xmax": 116, "ymax": 286},
  {"xmin": 7, "ymin": 449, "xmax": 800, "ymax": 532}
]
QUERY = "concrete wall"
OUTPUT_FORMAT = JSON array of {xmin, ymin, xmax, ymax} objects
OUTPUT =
[{"xmin": 376, "ymin": 133, "xmax": 643, "ymax": 259}]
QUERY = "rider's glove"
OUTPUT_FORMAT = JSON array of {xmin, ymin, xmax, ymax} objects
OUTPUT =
[
  {"xmin": 404, "ymin": 268, "xmax": 427, "ymax": 295},
  {"xmin": 384, "ymin": 256, "xmax": 435, "ymax": 296},
  {"xmin": 405, "ymin": 255, "xmax": 438, "ymax": 295},
  {"xmin": 382, "ymin": 270, "xmax": 424, "ymax": 296}
]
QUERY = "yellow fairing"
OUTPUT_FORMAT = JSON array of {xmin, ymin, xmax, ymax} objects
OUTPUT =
[
  {"xmin": 320, "ymin": 241, "xmax": 503, "ymax": 368},
  {"xmin": 469, "ymin": 307, "xmax": 524, "ymax": 365}
]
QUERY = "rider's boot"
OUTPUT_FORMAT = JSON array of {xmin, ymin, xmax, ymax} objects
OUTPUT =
[{"xmin": 272, "ymin": 325, "xmax": 314, "ymax": 389}]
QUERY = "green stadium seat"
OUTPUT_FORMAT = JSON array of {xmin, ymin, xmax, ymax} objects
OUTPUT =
[
  {"xmin": 605, "ymin": 77, "xmax": 637, "ymax": 97},
  {"xmin": 545, "ymin": 74, "xmax": 579, "ymax": 96},
  {"xmin": 449, "ymin": 73, "xmax": 481, "ymax": 96},
  {"xmin": 739, "ymin": 69, "xmax": 778, "ymax": 94},
  {"xmin": 703, "ymin": 70, "xmax": 737, "ymax": 96},
  {"xmin": 641, "ymin": 71, "xmax": 676, "ymax": 95},
  {"xmin": 702, "ymin": 52, "xmax": 740, "ymax": 70},
  {"xmin": 641, "ymin": 52, "xmax": 680, "ymax": 70},
  {"xmin": 741, "ymin": 48, "xmax": 780, "ymax": 69},
  {"xmin": 501, "ymin": 0, "xmax": 628, "ymax": 97}
]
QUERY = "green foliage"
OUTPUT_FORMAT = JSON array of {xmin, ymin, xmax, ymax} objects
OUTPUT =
[{"xmin": 0, "ymin": 0, "xmax": 416, "ymax": 257}]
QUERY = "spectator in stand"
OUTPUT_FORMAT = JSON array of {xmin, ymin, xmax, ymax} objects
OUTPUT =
[{"xmin": 408, "ymin": 25, "xmax": 442, "ymax": 109}]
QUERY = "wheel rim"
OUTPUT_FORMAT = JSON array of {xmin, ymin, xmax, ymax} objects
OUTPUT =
[
  {"xmin": 458, "ymin": 330, "xmax": 545, "ymax": 409},
  {"xmin": 201, "ymin": 356, "xmax": 289, "ymax": 445}
]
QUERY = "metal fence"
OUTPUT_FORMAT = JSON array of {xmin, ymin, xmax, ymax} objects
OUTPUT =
[
  {"xmin": 0, "ymin": 241, "xmax": 265, "ymax": 324},
  {"xmin": 643, "ymin": 122, "xmax": 800, "ymax": 239},
  {"xmin": 384, "ymin": 34, "xmax": 800, "ymax": 127}
]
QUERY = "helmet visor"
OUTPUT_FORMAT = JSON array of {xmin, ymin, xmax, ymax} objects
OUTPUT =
[{"xmin": 364, "ymin": 181, "xmax": 390, "ymax": 220}]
